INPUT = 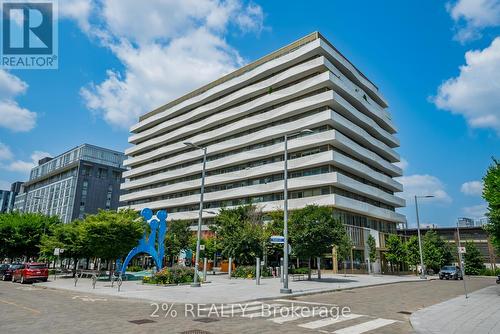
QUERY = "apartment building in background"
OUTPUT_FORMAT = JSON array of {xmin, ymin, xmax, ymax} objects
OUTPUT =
[
  {"xmin": 120, "ymin": 32, "xmax": 406, "ymax": 234},
  {"xmin": 14, "ymin": 144, "xmax": 126, "ymax": 223},
  {"xmin": 0, "ymin": 182, "xmax": 22, "ymax": 213}
]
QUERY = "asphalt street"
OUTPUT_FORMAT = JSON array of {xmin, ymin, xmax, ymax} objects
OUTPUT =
[{"xmin": 0, "ymin": 277, "xmax": 495, "ymax": 334}]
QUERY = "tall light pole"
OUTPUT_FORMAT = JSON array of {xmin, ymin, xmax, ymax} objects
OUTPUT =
[
  {"xmin": 184, "ymin": 142, "xmax": 208, "ymax": 288},
  {"xmin": 415, "ymin": 195, "xmax": 434, "ymax": 279},
  {"xmin": 281, "ymin": 129, "xmax": 313, "ymax": 294},
  {"xmin": 456, "ymin": 221, "xmax": 468, "ymax": 298}
]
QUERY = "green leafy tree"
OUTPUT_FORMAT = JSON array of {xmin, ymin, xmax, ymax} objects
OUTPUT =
[
  {"xmin": 464, "ymin": 241, "xmax": 485, "ymax": 275},
  {"xmin": 40, "ymin": 220, "xmax": 88, "ymax": 276},
  {"xmin": 0, "ymin": 212, "xmax": 61, "ymax": 260},
  {"xmin": 423, "ymin": 230, "xmax": 453, "ymax": 273},
  {"xmin": 385, "ymin": 234, "xmax": 406, "ymax": 273},
  {"xmin": 165, "ymin": 220, "xmax": 191, "ymax": 265},
  {"xmin": 367, "ymin": 234, "xmax": 377, "ymax": 263},
  {"xmin": 404, "ymin": 236, "xmax": 421, "ymax": 275},
  {"xmin": 337, "ymin": 232, "xmax": 353, "ymax": 276},
  {"xmin": 289, "ymin": 205, "xmax": 347, "ymax": 279},
  {"xmin": 213, "ymin": 205, "xmax": 265, "ymax": 265},
  {"xmin": 82, "ymin": 209, "xmax": 145, "ymax": 278},
  {"xmin": 483, "ymin": 158, "xmax": 500, "ymax": 252}
]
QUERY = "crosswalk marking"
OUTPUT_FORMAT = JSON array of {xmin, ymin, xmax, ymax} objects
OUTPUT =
[
  {"xmin": 240, "ymin": 304, "xmax": 284, "ymax": 318},
  {"xmin": 332, "ymin": 318, "xmax": 397, "ymax": 334},
  {"xmin": 273, "ymin": 299, "xmax": 338, "ymax": 307},
  {"xmin": 298, "ymin": 314, "xmax": 363, "ymax": 329},
  {"xmin": 269, "ymin": 308, "xmax": 315, "ymax": 324}
]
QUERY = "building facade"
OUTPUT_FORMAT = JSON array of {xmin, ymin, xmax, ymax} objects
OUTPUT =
[
  {"xmin": 458, "ymin": 217, "xmax": 475, "ymax": 228},
  {"xmin": 402, "ymin": 227, "xmax": 500, "ymax": 268},
  {"xmin": 120, "ymin": 32, "xmax": 406, "ymax": 233},
  {"xmin": 0, "ymin": 182, "xmax": 22, "ymax": 213},
  {"xmin": 14, "ymin": 144, "xmax": 126, "ymax": 223}
]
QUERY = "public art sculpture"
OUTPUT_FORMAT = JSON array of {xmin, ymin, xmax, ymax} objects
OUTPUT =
[{"xmin": 119, "ymin": 208, "xmax": 168, "ymax": 274}]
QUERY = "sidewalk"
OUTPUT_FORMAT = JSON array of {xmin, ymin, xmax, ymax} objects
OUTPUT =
[
  {"xmin": 411, "ymin": 284, "xmax": 500, "ymax": 334},
  {"xmin": 35, "ymin": 273, "xmax": 423, "ymax": 304}
]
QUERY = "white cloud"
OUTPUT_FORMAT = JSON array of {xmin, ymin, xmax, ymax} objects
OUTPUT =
[
  {"xmin": 447, "ymin": 0, "xmax": 500, "ymax": 43},
  {"xmin": 434, "ymin": 37, "xmax": 500, "ymax": 135},
  {"xmin": 460, "ymin": 180, "xmax": 483, "ymax": 195},
  {"xmin": 398, "ymin": 174, "xmax": 452, "ymax": 204},
  {"xmin": 395, "ymin": 158, "xmax": 409, "ymax": 171},
  {"xmin": 0, "ymin": 142, "xmax": 13, "ymax": 161},
  {"xmin": 462, "ymin": 203, "xmax": 488, "ymax": 218},
  {"xmin": 0, "ymin": 147, "xmax": 51, "ymax": 174},
  {"xmin": 62, "ymin": 0, "xmax": 265, "ymax": 129},
  {"xmin": 59, "ymin": 0, "xmax": 92, "ymax": 32},
  {"xmin": 0, "ymin": 180, "xmax": 10, "ymax": 190},
  {"xmin": 0, "ymin": 70, "xmax": 37, "ymax": 132}
]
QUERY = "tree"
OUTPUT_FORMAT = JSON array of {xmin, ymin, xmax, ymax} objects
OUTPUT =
[
  {"xmin": 404, "ymin": 236, "xmax": 421, "ymax": 275},
  {"xmin": 0, "ymin": 212, "xmax": 61, "ymax": 260},
  {"xmin": 385, "ymin": 234, "xmax": 405, "ymax": 274},
  {"xmin": 40, "ymin": 220, "xmax": 88, "ymax": 276},
  {"xmin": 165, "ymin": 220, "xmax": 191, "ymax": 265},
  {"xmin": 464, "ymin": 241, "xmax": 485, "ymax": 275},
  {"xmin": 213, "ymin": 205, "xmax": 265, "ymax": 265},
  {"xmin": 288, "ymin": 205, "xmax": 347, "ymax": 279},
  {"xmin": 367, "ymin": 234, "xmax": 377, "ymax": 263},
  {"xmin": 483, "ymin": 158, "xmax": 500, "ymax": 252},
  {"xmin": 82, "ymin": 209, "xmax": 145, "ymax": 278},
  {"xmin": 337, "ymin": 232, "xmax": 353, "ymax": 276},
  {"xmin": 423, "ymin": 230, "xmax": 453, "ymax": 273}
]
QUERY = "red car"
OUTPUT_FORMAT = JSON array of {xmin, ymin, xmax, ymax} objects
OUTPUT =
[{"xmin": 12, "ymin": 263, "xmax": 49, "ymax": 284}]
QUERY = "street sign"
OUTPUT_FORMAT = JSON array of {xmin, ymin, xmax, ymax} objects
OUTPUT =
[
  {"xmin": 54, "ymin": 248, "xmax": 60, "ymax": 256},
  {"xmin": 458, "ymin": 246, "xmax": 466, "ymax": 254},
  {"xmin": 199, "ymin": 244, "xmax": 205, "ymax": 251},
  {"xmin": 270, "ymin": 236, "xmax": 285, "ymax": 244}
]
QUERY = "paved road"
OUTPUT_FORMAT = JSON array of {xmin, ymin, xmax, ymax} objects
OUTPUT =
[{"xmin": 0, "ymin": 277, "xmax": 495, "ymax": 334}]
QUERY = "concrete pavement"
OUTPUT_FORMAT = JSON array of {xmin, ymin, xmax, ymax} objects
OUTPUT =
[
  {"xmin": 36, "ymin": 273, "xmax": 423, "ymax": 304},
  {"xmin": 411, "ymin": 284, "xmax": 500, "ymax": 334}
]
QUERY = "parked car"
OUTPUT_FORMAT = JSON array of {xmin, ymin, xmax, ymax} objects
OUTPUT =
[
  {"xmin": 12, "ymin": 263, "xmax": 49, "ymax": 284},
  {"xmin": 438, "ymin": 265, "xmax": 463, "ymax": 280},
  {"xmin": 496, "ymin": 275, "xmax": 500, "ymax": 284},
  {"xmin": 1, "ymin": 263, "xmax": 23, "ymax": 281}
]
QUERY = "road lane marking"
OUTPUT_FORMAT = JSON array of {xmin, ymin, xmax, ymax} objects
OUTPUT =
[
  {"xmin": 0, "ymin": 298, "xmax": 41, "ymax": 314},
  {"xmin": 273, "ymin": 299, "xmax": 338, "ymax": 306},
  {"xmin": 71, "ymin": 295, "xmax": 107, "ymax": 302},
  {"xmin": 268, "ymin": 308, "xmax": 315, "ymax": 323},
  {"xmin": 299, "ymin": 314, "xmax": 363, "ymax": 329},
  {"xmin": 333, "ymin": 318, "xmax": 397, "ymax": 334}
]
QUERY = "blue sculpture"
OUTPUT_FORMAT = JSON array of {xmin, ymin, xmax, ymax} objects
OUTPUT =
[{"xmin": 119, "ymin": 208, "xmax": 168, "ymax": 274}]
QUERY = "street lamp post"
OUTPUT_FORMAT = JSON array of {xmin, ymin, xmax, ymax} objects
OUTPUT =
[
  {"xmin": 281, "ymin": 129, "xmax": 313, "ymax": 294},
  {"xmin": 456, "ymin": 221, "xmax": 468, "ymax": 298},
  {"xmin": 415, "ymin": 195, "xmax": 434, "ymax": 279},
  {"xmin": 184, "ymin": 142, "xmax": 208, "ymax": 288}
]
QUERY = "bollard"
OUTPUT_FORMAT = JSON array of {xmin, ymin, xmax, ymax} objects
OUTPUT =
[
  {"xmin": 228, "ymin": 257, "xmax": 232, "ymax": 279},
  {"xmin": 203, "ymin": 258, "xmax": 207, "ymax": 283},
  {"xmin": 74, "ymin": 271, "xmax": 80, "ymax": 287},
  {"xmin": 317, "ymin": 257, "xmax": 321, "ymax": 279},
  {"xmin": 256, "ymin": 257, "xmax": 260, "ymax": 285},
  {"xmin": 117, "ymin": 275, "xmax": 123, "ymax": 292},
  {"xmin": 280, "ymin": 257, "xmax": 284, "ymax": 283},
  {"xmin": 91, "ymin": 273, "xmax": 97, "ymax": 289}
]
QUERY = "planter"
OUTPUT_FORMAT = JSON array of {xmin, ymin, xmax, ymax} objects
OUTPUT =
[{"xmin": 220, "ymin": 260, "xmax": 235, "ymax": 273}]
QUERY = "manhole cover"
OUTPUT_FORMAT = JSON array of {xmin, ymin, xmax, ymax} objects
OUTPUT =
[
  {"xmin": 398, "ymin": 311, "xmax": 412, "ymax": 315},
  {"xmin": 193, "ymin": 318, "xmax": 219, "ymax": 323},
  {"xmin": 180, "ymin": 330, "xmax": 212, "ymax": 334},
  {"xmin": 129, "ymin": 319, "xmax": 156, "ymax": 325}
]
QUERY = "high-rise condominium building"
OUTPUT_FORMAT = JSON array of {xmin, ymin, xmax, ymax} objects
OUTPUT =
[
  {"xmin": 14, "ymin": 144, "xmax": 126, "ymax": 223},
  {"xmin": 121, "ymin": 32, "xmax": 406, "ymax": 233}
]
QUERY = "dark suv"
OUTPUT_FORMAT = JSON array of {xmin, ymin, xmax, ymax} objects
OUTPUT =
[
  {"xmin": 439, "ymin": 266, "xmax": 463, "ymax": 280},
  {"xmin": 1, "ymin": 263, "xmax": 23, "ymax": 281}
]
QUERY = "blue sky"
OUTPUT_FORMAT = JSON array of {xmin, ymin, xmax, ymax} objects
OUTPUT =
[{"xmin": 0, "ymin": 0, "xmax": 499, "ymax": 227}]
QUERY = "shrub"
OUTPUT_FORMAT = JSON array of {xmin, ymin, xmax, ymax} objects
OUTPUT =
[
  {"xmin": 143, "ymin": 266, "xmax": 198, "ymax": 285},
  {"xmin": 126, "ymin": 265, "xmax": 143, "ymax": 272},
  {"xmin": 290, "ymin": 267, "xmax": 309, "ymax": 274},
  {"xmin": 479, "ymin": 267, "xmax": 500, "ymax": 276},
  {"xmin": 231, "ymin": 265, "xmax": 271, "ymax": 278}
]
